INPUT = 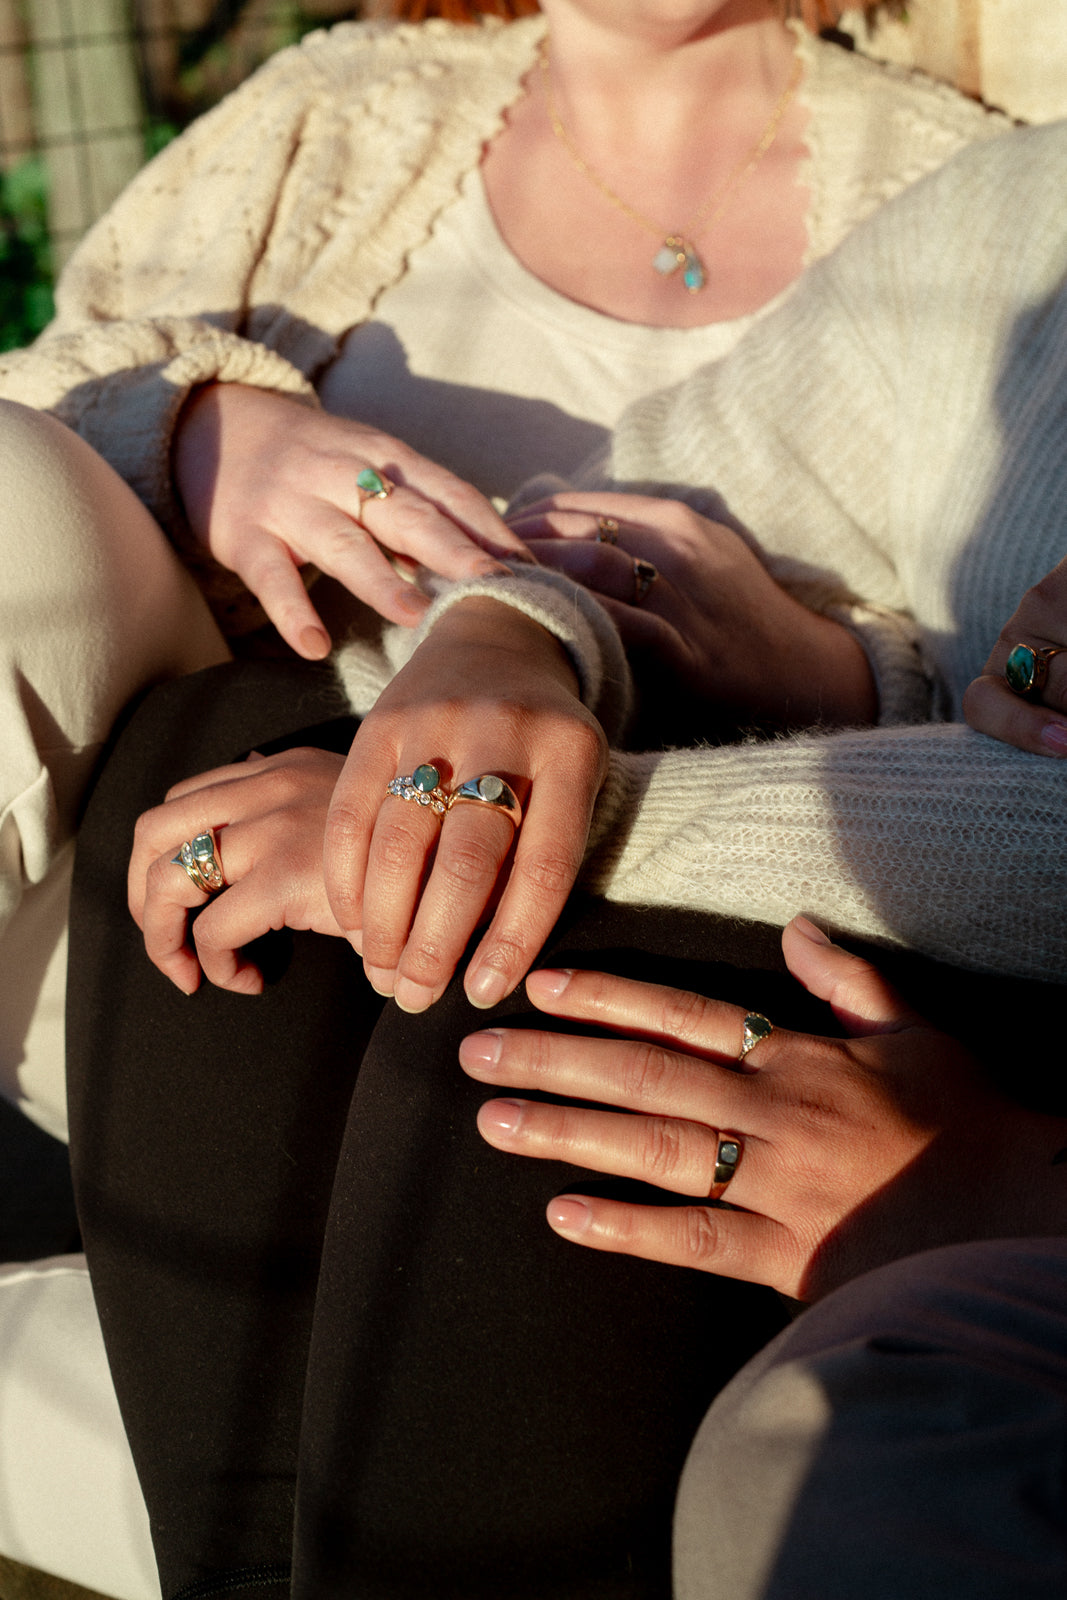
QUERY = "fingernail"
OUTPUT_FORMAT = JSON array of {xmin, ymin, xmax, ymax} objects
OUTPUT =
[
  {"xmin": 394, "ymin": 977, "xmax": 436, "ymax": 1014},
  {"xmin": 364, "ymin": 964, "xmax": 396, "ymax": 997},
  {"xmin": 480, "ymin": 1098, "xmax": 526, "ymax": 1135},
  {"xmin": 466, "ymin": 968, "xmax": 509, "ymax": 1010},
  {"xmin": 547, "ymin": 1197, "xmax": 592, "ymax": 1234},
  {"xmin": 529, "ymin": 967, "xmax": 573, "ymax": 999},
  {"xmin": 299, "ymin": 626, "xmax": 331, "ymax": 659},
  {"xmin": 791, "ymin": 915, "xmax": 832, "ymax": 946},
  {"xmin": 459, "ymin": 1030, "xmax": 503, "ymax": 1071},
  {"xmin": 1040, "ymin": 721, "xmax": 1067, "ymax": 756}
]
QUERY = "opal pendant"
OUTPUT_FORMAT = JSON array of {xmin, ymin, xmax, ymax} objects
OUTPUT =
[{"xmin": 652, "ymin": 236, "xmax": 706, "ymax": 293}]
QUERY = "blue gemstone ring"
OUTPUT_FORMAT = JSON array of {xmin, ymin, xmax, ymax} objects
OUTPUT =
[
  {"xmin": 1004, "ymin": 642, "xmax": 1066, "ymax": 699},
  {"xmin": 386, "ymin": 764, "xmax": 449, "ymax": 817},
  {"xmin": 171, "ymin": 830, "xmax": 225, "ymax": 895},
  {"xmin": 738, "ymin": 1012, "xmax": 773, "ymax": 1064},
  {"xmin": 447, "ymin": 774, "xmax": 523, "ymax": 829},
  {"xmin": 355, "ymin": 466, "xmax": 394, "ymax": 518},
  {"xmin": 709, "ymin": 1132, "xmax": 744, "ymax": 1200}
]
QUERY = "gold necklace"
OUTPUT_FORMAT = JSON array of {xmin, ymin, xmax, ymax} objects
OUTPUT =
[{"xmin": 539, "ymin": 43, "xmax": 803, "ymax": 294}]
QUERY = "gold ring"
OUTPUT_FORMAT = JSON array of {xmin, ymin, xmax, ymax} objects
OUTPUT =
[
  {"xmin": 447, "ymin": 774, "xmax": 523, "ymax": 829},
  {"xmin": 632, "ymin": 558, "xmax": 658, "ymax": 604},
  {"xmin": 171, "ymin": 830, "xmax": 225, "ymax": 895},
  {"xmin": 708, "ymin": 1132, "xmax": 743, "ymax": 1201},
  {"xmin": 1004, "ymin": 642, "xmax": 1067, "ymax": 699},
  {"xmin": 355, "ymin": 467, "xmax": 394, "ymax": 519},
  {"xmin": 386, "ymin": 763, "xmax": 449, "ymax": 817},
  {"xmin": 738, "ymin": 1012, "xmax": 773, "ymax": 1063},
  {"xmin": 596, "ymin": 517, "xmax": 620, "ymax": 545}
]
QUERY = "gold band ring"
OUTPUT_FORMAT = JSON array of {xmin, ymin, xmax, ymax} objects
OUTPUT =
[
  {"xmin": 172, "ymin": 830, "xmax": 225, "ymax": 895},
  {"xmin": 596, "ymin": 517, "xmax": 620, "ymax": 545},
  {"xmin": 447, "ymin": 774, "xmax": 523, "ymax": 829},
  {"xmin": 708, "ymin": 1132, "xmax": 744, "ymax": 1201},
  {"xmin": 632, "ymin": 558, "xmax": 658, "ymax": 605},
  {"xmin": 1004, "ymin": 642, "xmax": 1067, "ymax": 699}
]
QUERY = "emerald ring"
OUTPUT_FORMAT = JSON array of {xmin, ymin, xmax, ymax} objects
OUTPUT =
[
  {"xmin": 709, "ymin": 1133, "xmax": 744, "ymax": 1201},
  {"xmin": 1004, "ymin": 642, "xmax": 1067, "ymax": 699},
  {"xmin": 447, "ymin": 774, "xmax": 522, "ymax": 829},
  {"xmin": 355, "ymin": 467, "xmax": 394, "ymax": 518},
  {"xmin": 386, "ymin": 764, "xmax": 449, "ymax": 817},
  {"xmin": 738, "ymin": 1012, "xmax": 773, "ymax": 1063},
  {"xmin": 172, "ymin": 830, "xmax": 225, "ymax": 895}
]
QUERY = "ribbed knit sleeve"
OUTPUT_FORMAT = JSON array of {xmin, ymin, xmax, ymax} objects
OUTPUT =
[{"xmin": 584, "ymin": 724, "xmax": 1065, "ymax": 984}]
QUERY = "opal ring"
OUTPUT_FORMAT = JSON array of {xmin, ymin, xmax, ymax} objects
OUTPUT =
[
  {"xmin": 386, "ymin": 763, "xmax": 449, "ymax": 816},
  {"xmin": 632, "ymin": 558, "xmax": 658, "ymax": 605},
  {"xmin": 448, "ymin": 774, "xmax": 523, "ymax": 829},
  {"xmin": 596, "ymin": 517, "xmax": 620, "ymax": 545},
  {"xmin": 1005, "ymin": 642, "xmax": 1067, "ymax": 699},
  {"xmin": 709, "ymin": 1133, "xmax": 744, "ymax": 1201},
  {"xmin": 738, "ymin": 1012, "xmax": 773, "ymax": 1064},
  {"xmin": 172, "ymin": 830, "xmax": 225, "ymax": 895},
  {"xmin": 355, "ymin": 467, "xmax": 394, "ymax": 518}
]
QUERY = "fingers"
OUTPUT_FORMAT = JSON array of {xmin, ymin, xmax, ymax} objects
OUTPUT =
[
  {"xmin": 962, "ymin": 671, "xmax": 1067, "ymax": 758},
  {"xmin": 522, "ymin": 966, "xmax": 750, "ymax": 1060},
  {"xmin": 781, "ymin": 916, "xmax": 919, "ymax": 1038},
  {"xmin": 541, "ymin": 1195, "xmax": 791, "ymax": 1289}
]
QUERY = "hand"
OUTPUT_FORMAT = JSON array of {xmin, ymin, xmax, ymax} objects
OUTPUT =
[
  {"xmin": 963, "ymin": 555, "xmax": 1067, "ymax": 757},
  {"xmin": 323, "ymin": 597, "xmax": 608, "ymax": 1014},
  {"xmin": 507, "ymin": 492, "xmax": 876, "ymax": 736},
  {"xmin": 460, "ymin": 916, "xmax": 1067, "ymax": 1300},
  {"xmin": 173, "ymin": 384, "xmax": 534, "ymax": 657},
  {"xmin": 129, "ymin": 747, "xmax": 345, "ymax": 995}
]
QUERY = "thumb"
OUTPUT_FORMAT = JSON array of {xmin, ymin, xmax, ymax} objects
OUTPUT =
[{"xmin": 782, "ymin": 915, "xmax": 920, "ymax": 1038}]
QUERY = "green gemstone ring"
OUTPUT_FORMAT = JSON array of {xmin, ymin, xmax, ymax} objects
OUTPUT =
[
  {"xmin": 738, "ymin": 1012, "xmax": 773, "ymax": 1063},
  {"xmin": 355, "ymin": 467, "xmax": 394, "ymax": 516},
  {"xmin": 171, "ymin": 830, "xmax": 225, "ymax": 895},
  {"xmin": 385, "ymin": 764, "xmax": 449, "ymax": 817},
  {"xmin": 1004, "ymin": 641, "xmax": 1067, "ymax": 699}
]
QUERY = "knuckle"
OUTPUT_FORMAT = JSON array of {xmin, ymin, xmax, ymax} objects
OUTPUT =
[
  {"xmin": 681, "ymin": 1206, "xmax": 730, "ymax": 1269},
  {"xmin": 513, "ymin": 847, "xmax": 580, "ymax": 900},
  {"xmin": 637, "ymin": 1116, "xmax": 688, "ymax": 1187},
  {"xmin": 619, "ymin": 1042, "xmax": 677, "ymax": 1105},
  {"xmin": 656, "ymin": 985, "xmax": 714, "ymax": 1045},
  {"xmin": 436, "ymin": 833, "xmax": 501, "ymax": 890}
]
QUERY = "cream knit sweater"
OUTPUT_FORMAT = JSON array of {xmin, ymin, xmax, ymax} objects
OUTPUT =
[{"xmin": 576, "ymin": 127, "xmax": 1067, "ymax": 984}]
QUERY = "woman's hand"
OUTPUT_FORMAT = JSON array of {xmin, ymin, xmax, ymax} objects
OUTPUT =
[
  {"xmin": 129, "ymin": 747, "xmax": 346, "ymax": 995},
  {"xmin": 460, "ymin": 917, "xmax": 1067, "ymax": 1300},
  {"xmin": 324, "ymin": 597, "xmax": 608, "ymax": 1013},
  {"xmin": 963, "ymin": 555, "xmax": 1067, "ymax": 757},
  {"xmin": 507, "ymin": 492, "xmax": 876, "ymax": 736},
  {"xmin": 173, "ymin": 384, "xmax": 533, "ymax": 657}
]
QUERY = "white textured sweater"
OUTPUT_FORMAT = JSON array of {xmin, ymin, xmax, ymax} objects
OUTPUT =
[{"xmin": 340, "ymin": 124, "xmax": 1067, "ymax": 986}]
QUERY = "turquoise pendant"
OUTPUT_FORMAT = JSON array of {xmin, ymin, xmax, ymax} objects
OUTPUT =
[{"xmin": 652, "ymin": 236, "xmax": 706, "ymax": 293}]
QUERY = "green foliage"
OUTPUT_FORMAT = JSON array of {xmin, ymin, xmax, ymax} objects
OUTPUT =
[{"xmin": 0, "ymin": 157, "xmax": 54, "ymax": 354}]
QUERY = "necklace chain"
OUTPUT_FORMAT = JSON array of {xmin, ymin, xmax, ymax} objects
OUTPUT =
[{"xmin": 539, "ymin": 40, "xmax": 803, "ymax": 293}]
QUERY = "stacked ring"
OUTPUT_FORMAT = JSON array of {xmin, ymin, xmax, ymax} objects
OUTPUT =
[
  {"xmin": 596, "ymin": 517, "xmax": 620, "ymax": 545},
  {"xmin": 386, "ymin": 763, "xmax": 450, "ymax": 816},
  {"xmin": 1004, "ymin": 641, "xmax": 1067, "ymax": 699},
  {"xmin": 172, "ymin": 830, "xmax": 225, "ymax": 895},
  {"xmin": 355, "ymin": 467, "xmax": 394, "ymax": 518},
  {"xmin": 708, "ymin": 1133, "xmax": 744, "ymax": 1201},
  {"xmin": 448, "ymin": 774, "xmax": 523, "ymax": 829}
]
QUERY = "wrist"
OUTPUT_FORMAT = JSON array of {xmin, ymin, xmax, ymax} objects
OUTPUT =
[{"xmin": 425, "ymin": 596, "xmax": 581, "ymax": 697}]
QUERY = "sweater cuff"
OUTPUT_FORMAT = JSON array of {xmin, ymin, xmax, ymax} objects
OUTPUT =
[
  {"xmin": 825, "ymin": 600, "xmax": 937, "ymax": 726},
  {"xmin": 352, "ymin": 565, "xmax": 634, "ymax": 742}
]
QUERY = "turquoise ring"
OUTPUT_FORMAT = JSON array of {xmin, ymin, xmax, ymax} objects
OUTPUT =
[
  {"xmin": 355, "ymin": 466, "xmax": 394, "ymax": 517},
  {"xmin": 447, "ymin": 774, "xmax": 522, "ymax": 829},
  {"xmin": 386, "ymin": 764, "xmax": 449, "ymax": 817},
  {"xmin": 738, "ymin": 1012, "xmax": 773, "ymax": 1063},
  {"xmin": 172, "ymin": 830, "xmax": 225, "ymax": 895},
  {"xmin": 709, "ymin": 1133, "xmax": 744, "ymax": 1200},
  {"xmin": 1004, "ymin": 642, "xmax": 1066, "ymax": 699}
]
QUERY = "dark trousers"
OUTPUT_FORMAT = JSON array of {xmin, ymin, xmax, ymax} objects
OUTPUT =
[{"xmin": 65, "ymin": 662, "xmax": 1060, "ymax": 1600}]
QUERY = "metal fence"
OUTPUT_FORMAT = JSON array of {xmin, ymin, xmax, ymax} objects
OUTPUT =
[{"xmin": 0, "ymin": 1, "xmax": 360, "ymax": 348}]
